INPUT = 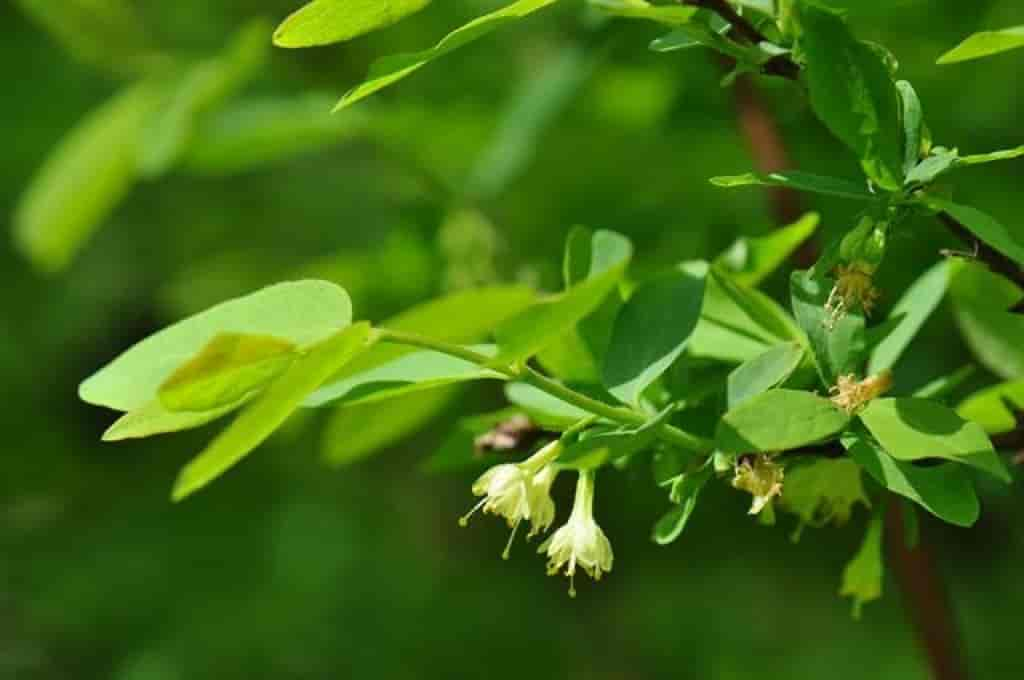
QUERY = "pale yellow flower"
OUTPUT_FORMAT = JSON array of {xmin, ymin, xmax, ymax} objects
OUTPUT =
[{"xmin": 539, "ymin": 470, "xmax": 613, "ymax": 597}]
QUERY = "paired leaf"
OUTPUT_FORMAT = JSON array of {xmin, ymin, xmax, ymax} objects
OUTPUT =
[
  {"xmin": 867, "ymin": 260, "xmax": 949, "ymax": 374},
  {"xmin": 494, "ymin": 230, "xmax": 632, "ymax": 362},
  {"xmin": 274, "ymin": 0, "xmax": 432, "ymax": 48},
  {"xmin": 603, "ymin": 262, "xmax": 708, "ymax": 406},
  {"xmin": 896, "ymin": 80, "xmax": 924, "ymax": 175},
  {"xmin": 716, "ymin": 389, "xmax": 851, "ymax": 454},
  {"xmin": 927, "ymin": 198, "xmax": 1024, "ymax": 267},
  {"xmin": 652, "ymin": 463, "xmax": 712, "ymax": 546},
  {"xmin": 727, "ymin": 342, "xmax": 805, "ymax": 408},
  {"xmin": 158, "ymin": 333, "xmax": 297, "ymax": 412},
  {"xmin": 715, "ymin": 212, "xmax": 820, "ymax": 288},
  {"xmin": 937, "ymin": 26, "xmax": 1024, "ymax": 64},
  {"xmin": 858, "ymin": 398, "xmax": 1010, "ymax": 482},
  {"xmin": 957, "ymin": 380, "xmax": 1024, "ymax": 435},
  {"xmin": 335, "ymin": 0, "xmax": 560, "ymax": 111},
  {"xmin": 560, "ymin": 407, "xmax": 677, "ymax": 465},
  {"xmin": 80, "ymin": 280, "xmax": 353, "ymax": 412},
  {"xmin": 173, "ymin": 323, "xmax": 373, "ymax": 500},
  {"xmin": 14, "ymin": 82, "xmax": 164, "ymax": 273},
  {"xmin": 710, "ymin": 173, "xmax": 875, "ymax": 201},
  {"xmin": 796, "ymin": 3, "xmax": 904, "ymax": 188}
]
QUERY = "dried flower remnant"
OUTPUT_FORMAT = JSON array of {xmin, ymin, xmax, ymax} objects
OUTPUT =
[
  {"xmin": 830, "ymin": 371, "xmax": 893, "ymax": 414},
  {"xmin": 732, "ymin": 454, "xmax": 785, "ymax": 515}
]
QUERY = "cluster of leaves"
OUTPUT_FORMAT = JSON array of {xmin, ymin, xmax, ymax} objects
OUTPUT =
[{"xmin": 44, "ymin": 0, "xmax": 1024, "ymax": 612}]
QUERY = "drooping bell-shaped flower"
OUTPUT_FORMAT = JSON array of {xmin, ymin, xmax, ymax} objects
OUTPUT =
[
  {"xmin": 460, "ymin": 440, "xmax": 562, "ymax": 558},
  {"xmin": 539, "ymin": 470, "xmax": 613, "ymax": 597}
]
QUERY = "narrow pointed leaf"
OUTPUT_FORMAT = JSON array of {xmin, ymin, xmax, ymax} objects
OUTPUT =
[
  {"xmin": 710, "ymin": 172, "xmax": 875, "ymax": 201},
  {"xmin": 927, "ymin": 198, "xmax": 1024, "ymax": 266},
  {"xmin": 715, "ymin": 212, "xmax": 820, "ymax": 288},
  {"xmin": 274, "ymin": 0, "xmax": 432, "ymax": 48},
  {"xmin": 937, "ymin": 26, "xmax": 1024, "ymax": 64},
  {"xmin": 868, "ymin": 260, "xmax": 949, "ymax": 374}
]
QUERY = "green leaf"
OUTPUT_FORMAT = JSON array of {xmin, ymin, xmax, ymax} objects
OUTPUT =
[
  {"xmin": 273, "ymin": 0, "xmax": 432, "ymax": 48},
  {"xmin": 102, "ymin": 398, "xmax": 250, "ymax": 442},
  {"xmin": 80, "ymin": 280, "xmax": 353, "ymax": 413},
  {"xmin": 652, "ymin": 463, "xmax": 712, "ymax": 546},
  {"xmin": 840, "ymin": 512, "xmax": 884, "ymax": 619},
  {"xmin": 14, "ymin": 81, "xmax": 164, "ymax": 273},
  {"xmin": 716, "ymin": 389, "xmax": 851, "ymax": 455},
  {"xmin": 322, "ymin": 387, "xmax": 455, "ymax": 466},
  {"xmin": 914, "ymin": 365, "xmax": 976, "ymax": 401},
  {"xmin": 141, "ymin": 19, "xmax": 271, "ymax": 177},
  {"xmin": 183, "ymin": 94, "xmax": 371, "ymax": 174},
  {"xmin": 560, "ymin": 407, "xmax": 676, "ymax": 465},
  {"xmin": 896, "ymin": 80, "xmax": 923, "ymax": 174},
  {"xmin": 504, "ymin": 382, "xmax": 591, "ymax": 429},
  {"xmin": 779, "ymin": 458, "xmax": 869, "ymax": 529},
  {"xmin": 937, "ymin": 25, "xmax": 1024, "ymax": 64},
  {"xmin": 926, "ymin": 198, "xmax": 1024, "ymax": 267},
  {"xmin": 334, "ymin": 0, "xmax": 559, "ymax": 111},
  {"xmin": 14, "ymin": 0, "xmax": 157, "ymax": 76},
  {"xmin": 588, "ymin": 0, "xmax": 699, "ymax": 26},
  {"xmin": 867, "ymin": 260, "xmax": 948, "ymax": 374},
  {"xmin": 494, "ymin": 230, "xmax": 632, "ymax": 362},
  {"xmin": 790, "ymin": 269, "xmax": 866, "ymax": 387},
  {"xmin": 727, "ymin": 342, "xmax": 805, "ymax": 408},
  {"xmin": 858, "ymin": 397, "xmax": 1010, "ymax": 482},
  {"xmin": 603, "ymin": 262, "xmax": 708, "ymax": 406},
  {"xmin": 904, "ymin": 148, "xmax": 958, "ymax": 186},
  {"xmin": 715, "ymin": 212, "xmax": 821, "ymax": 287},
  {"xmin": 949, "ymin": 261, "xmax": 1024, "ymax": 379},
  {"xmin": 796, "ymin": 3, "xmax": 904, "ymax": 189},
  {"xmin": 172, "ymin": 323, "xmax": 373, "ymax": 500},
  {"xmin": 649, "ymin": 21, "xmax": 751, "ymax": 61},
  {"xmin": 158, "ymin": 333, "xmax": 297, "ymax": 412},
  {"xmin": 305, "ymin": 345, "xmax": 502, "ymax": 407},
  {"xmin": 957, "ymin": 380, "xmax": 1024, "ymax": 435},
  {"xmin": 710, "ymin": 173, "xmax": 875, "ymax": 201}
]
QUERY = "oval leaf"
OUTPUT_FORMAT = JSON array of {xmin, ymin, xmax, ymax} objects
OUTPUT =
[
  {"xmin": 727, "ymin": 342, "xmax": 805, "ymax": 408},
  {"xmin": 716, "ymin": 389, "xmax": 851, "ymax": 454},
  {"xmin": 273, "ymin": 0, "xmax": 432, "ymax": 48}
]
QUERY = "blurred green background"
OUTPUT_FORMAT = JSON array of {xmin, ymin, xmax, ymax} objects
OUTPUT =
[{"xmin": 2, "ymin": 1, "xmax": 1023, "ymax": 678}]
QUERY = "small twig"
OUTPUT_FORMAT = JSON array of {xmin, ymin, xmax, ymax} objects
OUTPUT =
[{"xmin": 938, "ymin": 212, "xmax": 1024, "ymax": 294}]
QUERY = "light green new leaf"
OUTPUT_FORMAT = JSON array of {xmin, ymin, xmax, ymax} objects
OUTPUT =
[
  {"xmin": 949, "ymin": 261, "xmax": 1024, "ymax": 379},
  {"xmin": 927, "ymin": 198, "xmax": 1024, "ymax": 267},
  {"xmin": 14, "ymin": 81, "xmax": 164, "ymax": 273},
  {"xmin": 844, "ymin": 429, "xmax": 979, "ymax": 527},
  {"xmin": 184, "ymin": 94, "xmax": 371, "ymax": 174},
  {"xmin": 957, "ymin": 380, "xmax": 1024, "ymax": 435},
  {"xmin": 937, "ymin": 26, "xmax": 1024, "ymax": 64},
  {"xmin": 80, "ymin": 280, "xmax": 352, "ymax": 413},
  {"xmin": 715, "ymin": 212, "xmax": 820, "ymax": 288},
  {"xmin": 604, "ymin": 262, "xmax": 708, "ymax": 406},
  {"xmin": 173, "ymin": 323, "xmax": 372, "ymax": 500},
  {"xmin": 141, "ymin": 19, "xmax": 270, "ymax": 176},
  {"xmin": 727, "ymin": 342, "xmax": 805, "ymax": 408},
  {"xmin": 904, "ymin": 148, "xmax": 958, "ymax": 186},
  {"xmin": 588, "ymin": 0, "xmax": 698, "ymax": 26},
  {"xmin": 103, "ymin": 398, "xmax": 250, "ymax": 442},
  {"xmin": 868, "ymin": 260, "xmax": 948, "ymax": 374},
  {"xmin": 840, "ymin": 513, "xmax": 884, "ymax": 619},
  {"xmin": 896, "ymin": 80, "xmax": 923, "ymax": 174},
  {"xmin": 335, "ymin": 0, "xmax": 559, "ymax": 111},
  {"xmin": 560, "ymin": 407, "xmax": 676, "ymax": 465},
  {"xmin": 780, "ymin": 458, "xmax": 869, "ymax": 529},
  {"xmin": 796, "ymin": 3, "xmax": 904, "ymax": 189},
  {"xmin": 710, "ymin": 173, "xmax": 875, "ymax": 201},
  {"xmin": 323, "ymin": 387, "xmax": 455, "ymax": 465},
  {"xmin": 858, "ymin": 398, "xmax": 1010, "ymax": 483},
  {"xmin": 158, "ymin": 333, "xmax": 297, "ymax": 412},
  {"xmin": 495, "ymin": 230, "xmax": 632, "ymax": 363},
  {"xmin": 274, "ymin": 0, "xmax": 431, "ymax": 48},
  {"xmin": 791, "ymin": 270, "xmax": 866, "ymax": 387},
  {"xmin": 716, "ymin": 389, "xmax": 851, "ymax": 455},
  {"xmin": 305, "ymin": 345, "xmax": 502, "ymax": 407}
]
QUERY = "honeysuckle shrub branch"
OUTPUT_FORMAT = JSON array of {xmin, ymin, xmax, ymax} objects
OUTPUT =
[{"xmin": 68, "ymin": 0, "xmax": 1023, "ymax": 611}]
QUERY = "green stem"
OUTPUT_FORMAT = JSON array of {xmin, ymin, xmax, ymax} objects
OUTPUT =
[{"xmin": 376, "ymin": 328, "xmax": 713, "ymax": 454}]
